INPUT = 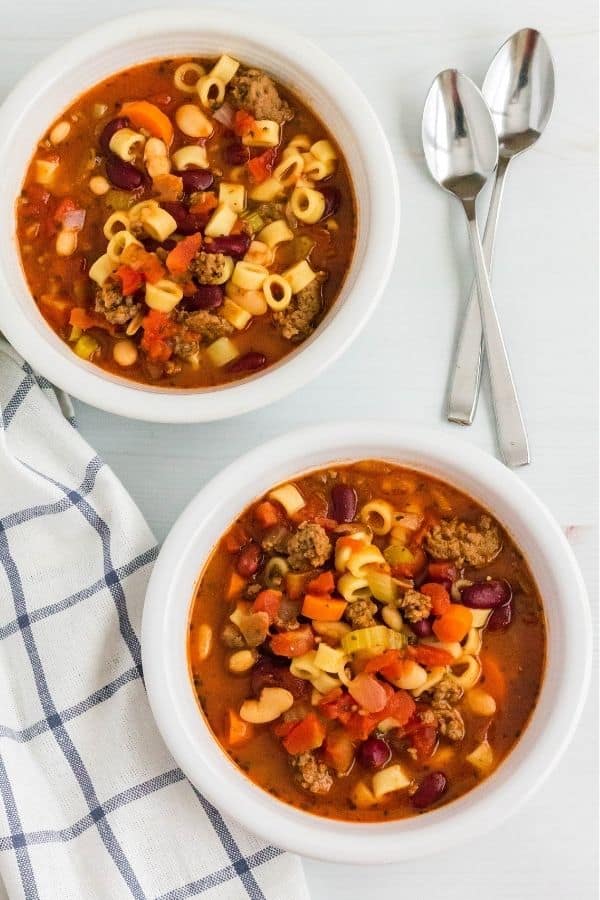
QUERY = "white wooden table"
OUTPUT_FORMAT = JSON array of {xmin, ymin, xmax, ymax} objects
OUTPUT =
[{"xmin": 1, "ymin": 1, "xmax": 597, "ymax": 897}]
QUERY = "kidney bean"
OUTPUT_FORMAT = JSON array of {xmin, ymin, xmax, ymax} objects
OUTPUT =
[
  {"xmin": 488, "ymin": 600, "xmax": 513, "ymax": 630},
  {"xmin": 319, "ymin": 186, "xmax": 341, "ymax": 220},
  {"xmin": 251, "ymin": 656, "xmax": 310, "ymax": 699},
  {"xmin": 410, "ymin": 617, "xmax": 433, "ymax": 638},
  {"xmin": 99, "ymin": 117, "xmax": 130, "ymax": 154},
  {"xmin": 224, "ymin": 142, "xmax": 250, "ymax": 165},
  {"xmin": 204, "ymin": 234, "xmax": 251, "ymax": 258},
  {"xmin": 173, "ymin": 168, "xmax": 214, "ymax": 192},
  {"xmin": 236, "ymin": 541, "xmax": 262, "ymax": 577},
  {"xmin": 161, "ymin": 202, "xmax": 205, "ymax": 235},
  {"xmin": 357, "ymin": 738, "xmax": 392, "ymax": 770},
  {"xmin": 411, "ymin": 772, "xmax": 448, "ymax": 809},
  {"xmin": 185, "ymin": 285, "xmax": 224, "ymax": 311},
  {"xmin": 331, "ymin": 484, "xmax": 358, "ymax": 523},
  {"xmin": 228, "ymin": 352, "xmax": 267, "ymax": 373},
  {"xmin": 105, "ymin": 155, "xmax": 144, "ymax": 190},
  {"xmin": 461, "ymin": 579, "xmax": 512, "ymax": 610}
]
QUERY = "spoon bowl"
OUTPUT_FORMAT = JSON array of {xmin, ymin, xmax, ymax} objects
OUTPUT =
[
  {"xmin": 483, "ymin": 28, "xmax": 555, "ymax": 159},
  {"xmin": 422, "ymin": 69, "xmax": 498, "ymax": 203}
]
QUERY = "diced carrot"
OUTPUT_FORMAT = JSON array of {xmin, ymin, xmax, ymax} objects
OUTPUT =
[
  {"xmin": 140, "ymin": 310, "xmax": 174, "ymax": 361},
  {"xmin": 301, "ymin": 594, "xmax": 347, "ymax": 622},
  {"xmin": 380, "ymin": 689, "xmax": 416, "ymax": 726},
  {"xmin": 226, "ymin": 571, "xmax": 247, "ymax": 600},
  {"xmin": 270, "ymin": 625, "xmax": 315, "ymax": 658},
  {"xmin": 432, "ymin": 604, "xmax": 473, "ymax": 643},
  {"xmin": 252, "ymin": 589, "xmax": 282, "ymax": 623},
  {"xmin": 247, "ymin": 148, "xmax": 278, "ymax": 184},
  {"xmin": 189, "ymin": 193, "xmax": 219, "ymax": 217},
  {"xmin": 480, "ymin": 651, "xmax": 507, "ymax": 704},
  {"xmin": 323, "ymin": 729, "xmax": 355, "ymax": 775},
  {"xmin": 120, "ymin": 100, "xmax": 174, "ymax": 146},
  {"xmin": 345, "ymin": 712, "xmax": 378, "ymax": 742},
  {"xmin": 166, "ymin": 233, "xmax": 202, "ymax": 275},
  {"xmin": 364, "ymin": 650, "xmax": 403, "ymax": 675},
  {"xmin": 224, "ymin": 524, "xmax": 249, "ymax": 553},
  {"xmin": 116, "ymin": 265, "xmax": 144, "ymax": 296},
  {"xmin": 282, "ymin": 713, "xmax": 326, "ymax": 755},
  {"xmin": 420, "ymin": 582, "xmax": 451, "ymax": 617},
  {"xmin": 233, "ymin": 109, "xmax": 256, "ymax": 137},
  {"xmin": 68, "ymin": 306, "xmax": 115, "ymax": 334},
  {"xmin": 428, "ymin": 561, "xmax": 458, "ymax": 582},
  {"xmin": 254, "ymin": 501, "xmax": 282, "ymax": 529},
  {"xmin": 121, "ymin": 244, "xmax": 165, "ymax": 284},
  {"xmin": 348, "ymin": 673, "xmax": 388, "ymax": 713},
  {"xmin": 285, "ymin": 571, "xmax": 311, "ymax": 601},
  {"xmin": 225, "ymin": 709, "xmax": 254, "ymax": 747},
  {"xmin": 152, "ymin": 173, "xmax": 183, "ymax": 201},
  {"xmin": 307, "ymin": 571, "xmax": 335, "ymax": 595},
  {"xmin": 408, "ymin": 644, "xmax": 454, "ymax": 668}
]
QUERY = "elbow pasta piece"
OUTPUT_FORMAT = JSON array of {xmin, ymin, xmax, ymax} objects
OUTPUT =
[
  {"xmin": 218, "ymin": 182, "xmax": 247, "ymax": 213},
  {"xmin": 289, "ymin": 651, "xmax": 320, "ymax": 681},
  {"xmin": 204, "ymin": 203, "xmax": 238, "ymax": 237},
  {"xmin": 143, "ymin": 137, "xmax": 171, "ymax": 178},
  {"xmin": 242, "ymin": 119, "xmax": 280, "ymax": 148},
  {"xmin": 128, "ymin": 199, "xmax": 160, "ymax": 227},
  {"xmin": 206, "ymin": 336, "xmax": 240, "ymax": 367},
  {"xmin": 412, "ymin": 666, "xmax": 447, "ymax": 698},
  {"xmin": 346, "ymin": 545, "xmax": 385, "ymax": 577},
  {"xmin": 450, "ymin": 655, "xmax": 481, "ymax": 690},
  {"xmin": 173, "ymin": 62, "xmax": 205, "ymax": 94},
  {"xmin": 171, "ymin": 145, "xmax": 209, "ymax": 170},
  {"xmin": 287, "ymin": 133, "xmax": 312, "ymax": 151},
  {"xmin": 106, "ymin": 230, "xmax": 141, "ymax": 263},
  {"xmin": 336, "ymin": 574, "xmax": 371, "ymax": 604},
  {"xmin": 145, "ymin": 279, "xmax": 184, "ymax": 313},
  {"xmin": 360, "ymin": 499, "xmax": 395, "ymax": 535},
  {"xmin": 248, "ymin": 177, "xmax": 284, "ymax": 202},
  {"xmin": 462, "ymin": 627, "xmax": 483, "ymax": 657},
  {"xmin": 268, "ymin": 483, "xmax": 305, "ymax": 516},
  {"xmin": 310, "ymin": 139, "xmax": 337, "ymax": 162},
  {"xmin": 231, "ymin": 261, "xmax": 268, "ymax": 291},
  {"xmin": 196, "ymin": 74, "xmax": 226, "ymax": 109},
  {"xmin": 140, "ymin": 207, "xmax": 178, "ymax": 242},
  {"xmin": 109, "ymin": 128, "xmax": 145, "ymax": 162},
  {"xmin": 282, "ymin": 260, "xmax": 317, "ymax": 294},
  {"xmin": 175, "ymin": 104, "xmax": 214, "ymax": 138},
  {"xmin": 257, "ymin": 219, "xmax": 294, "ymax": 248},
  {"xmin": 262, "ymin": 274, "xmax": 292, "ymax": 311},
  {"xmin": 222, "ymin": 298, "xmax": 252, "ymax": 330},
  {"xmin": 466, "ymin": 740, "xmax": 494, "ymax": 773},
  {"xmin": 103, "ymin": 211, "xmax": 130, "ymax": 240},
  {"xmin": 290, "ymin": 186, "xmax": 325, "ymax": 224},
  {"xmin": 88, "ymin": 253, "xmax": 116, "ymax": 286},
  {"xmin": 210, "ymin": 54, "xmax": 240, "ymax": 84},
  {"xmin": 272, "ymin": 151, "xmax": 304, "ymax": 186},
  {"xmin": 302, "ymin": 152, "xmax": 336, "ymax": 181}
]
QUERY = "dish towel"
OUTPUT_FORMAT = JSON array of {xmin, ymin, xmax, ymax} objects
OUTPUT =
[{"xmin": 0, "ymin": 340, "xmax": 309, "ymax": 900}]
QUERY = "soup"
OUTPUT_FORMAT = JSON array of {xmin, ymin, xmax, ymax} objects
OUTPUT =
[
  {"xmin": 17, "ymin": 55, "xmax": 355, "ymax": 387},
  {"xmin": 188, "ymin": 461, "xmax": 546, "ymax": 822}
]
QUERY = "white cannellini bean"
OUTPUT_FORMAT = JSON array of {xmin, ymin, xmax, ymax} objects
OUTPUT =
[
  {"xmin": 228, "ymin": 649, "xmax": 256, "ymax": 674},
  {"xmin": 112, "ymin": 340, "xmax": 138, "ymax": 368},
  {"xmin": 89, "ymin": 175, "xmax": 110, "ymax": 196},
  {"xmin": 239, "ymin": 687, "xmax": 293, "ymax": 724},
  {"xmin": 467, "ymin": 687, "xmax": 497, "ymax": 717},
  {"xmin": 55, "ymin": 230, "xmax": 78, "ymax": 257},
  {"xmin": 50, "ymin": 121, "xmax": 71, "ymax": 144},
  {"xmin": 195, "ymin": 624, "xmax": 213, "ymax": 661}
]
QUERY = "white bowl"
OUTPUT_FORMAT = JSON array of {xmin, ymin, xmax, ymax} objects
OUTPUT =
[
  {"xmin": 0, "ymin": 9, "xmax": 399, "ymax": 423},
  {"xmin": 142, "ymin": 422, "xmax": 591, "ymax": 863}
]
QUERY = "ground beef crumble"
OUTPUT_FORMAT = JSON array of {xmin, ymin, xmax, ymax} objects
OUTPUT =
[
  {"xmin": 94, "ymin": 281, "xmax": 141, "ymax": 325},
  {"xmin": 287, "ymin": 522, "xmax": 331, "ymax": 571},
  {"xmin": 344, "ymin": 598, "xmax": 378, "ymax": 629},
  {"xmin": 291, "ymin": 752, "xmax": 333, "ymax": 794},
  {"xmin": 425, "ymin": 515, "xmax": 503, "ymax": 568},
  {"xmin": 227, "ymin": 67, "xmax": 293, "ymax": 124},
  {"xmin": 273, "ymin": 279, "xmax": 322, "ymax": 341},
  {"xmin": 399, "ymin": 589, "xmax": 432, "ymax": 623},
  {"xmin": 183, "ymin": 309, "xmax": 233, "ymax": 343},
  {"xmin": 189, "ymin": 251, "xmax": 230, "ymax": 285}
]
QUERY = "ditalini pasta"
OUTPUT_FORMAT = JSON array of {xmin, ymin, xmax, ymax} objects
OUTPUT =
[
  {"xmin": 188, "ymin": 461, "xmax": 546, "ymax": 822},
  {"xmin": 17, "ymin": 54, "xmax": 355, "ymax": 383}
]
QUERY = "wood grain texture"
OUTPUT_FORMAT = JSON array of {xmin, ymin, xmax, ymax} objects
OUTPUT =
[{"xmin": 0, "ymin": 0, "xmax": 597, "ymax": 897}]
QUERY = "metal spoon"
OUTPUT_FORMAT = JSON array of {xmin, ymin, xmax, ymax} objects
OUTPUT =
[
  {"xmin": 422, "ymin": 69, "xmax": 530, "ymax": 467},
  {"xmin": 448, "ymin": 29, "xmax": 555, "ymax": 425}
]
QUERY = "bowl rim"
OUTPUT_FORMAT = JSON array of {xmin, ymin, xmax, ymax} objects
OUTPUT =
[
  {"xmin": 0, "ymin": 7, "xmax": 400, "ymax": 423},
  {"xmin": 141, "ymin": 421, "xmax": 592, "ymax": 863}
]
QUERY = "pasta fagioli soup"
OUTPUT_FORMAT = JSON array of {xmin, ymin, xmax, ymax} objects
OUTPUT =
[
  {"xmin": 188, "ymin": 461, "xmax": 546, "ymax": 822},
  {"xmin": 16, "ymin": 55, "xmax": 356, "ymax": 387}
]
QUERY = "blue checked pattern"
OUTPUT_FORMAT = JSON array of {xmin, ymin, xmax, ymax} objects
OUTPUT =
[{"xmin": 0, "ymin": 341, "xmax": 308, "ymax": 900}]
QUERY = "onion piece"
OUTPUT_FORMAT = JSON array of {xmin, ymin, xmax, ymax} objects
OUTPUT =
[
  {"xmin": 213, "ymin": 102, "xmax": 236, "ymax": 129},
  {"xmin": 62, "ymin": 208, "xmax": 86, "ymax": 231}
]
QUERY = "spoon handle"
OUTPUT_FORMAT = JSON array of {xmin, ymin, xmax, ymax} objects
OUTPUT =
[
  {"xmin": 464, "ymin": 208, "xmax": 530, "ymax": 467},
  {"xmin": 448, "ymin": 157, "xmax": 509, "ymax": 424}
]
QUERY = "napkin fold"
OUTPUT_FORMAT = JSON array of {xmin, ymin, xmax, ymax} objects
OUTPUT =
[{"xmin": 0, "ymin": 340, "xmax": 308, "ymax": 900}]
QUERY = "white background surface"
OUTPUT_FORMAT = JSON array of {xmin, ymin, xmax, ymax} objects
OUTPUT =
[{"xmin": 1, "ymin": 1, "xmax": 598, "ymax": 898}]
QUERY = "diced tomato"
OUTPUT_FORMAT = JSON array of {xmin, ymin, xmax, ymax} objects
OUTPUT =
[
  {"xmin": 165, "ymin": 232, "xmax": 202, "ymax": 275},
  {"xmin": 427, "ymin": 562, "xmax": 458, "ymax": 583},
  {"xmin": 348, "ymin": 673, "xmax": 389, "ymax": 713},
  {"xmin": 408, "ymin": 644, "xmax": 454, "ymax": 668},
  {"xmin": 380, "ymin": 689, "xmax": 416, "ymax": 726},
  {"xmin": 411, "ymin": 724, "xmax": 438, "ymax": 762},
  {"xmin": 122, "ymin": 244, "xmax": 165, "ymax": 284},
  {"xmin": 254, "ymin": 501, "xmax": 282, "ymax": 529},
  {"xmin": 270, "ymin": 624, "xmax": 314, "ymax": 658},
  {"xmin": 282, "ymin": 713, "xmax": 326, "ymax": 755},
  {"xmin": 345, "ymin": 712, "xmax": 378, "ymax": 742},
  {"xmin": 116, "ymin": 265, "xmax": 144, "ymax": 296},
  {"xmin": 307, "ymin": 571, "xmax": 335, "ymax": 595},
  {"xmin": 420, "ymin": 582, "xmax": 451, "ymax": 617},
  {"xmin": 364, "ymin": 650, "xmax": 403, "ymax": 675},
  {"xmin": 233, "ymin": 109, "xmax": 256, "ymax": 137},
  {"xmin": 246, "ymin": 148, "xmax": 278, "ymax": 184},
  {"xmin": 319, "ymin": 688, "xmax": 354, "ymax": 725},
  {"xmin": 252, "ymin": 589, "xmax": 282, "ymax": 623},
  {"xmin": 68, "ymin": 306, "xmax": 115, "ymax": 334},
  {"xmin": 291, "ymin": 491, "xmax": 329, "ymax": 524},
  {"xmin": 188, "ymin": 193, "xmax": 218, "ymax": 218},
  {"xmin": 140, "ymin": 310, "xmax": 175, "ymax": 362},
  {"xmin": 323, "ymin": 729, "xmax": 355, "ymax": 775},
  {"xmin": 53, "ymin": 197, "xmax": 76, "ymax": 225},
  {"xmin": 224, "ymin": 524, "xmax": 249, "ymax": 553}
]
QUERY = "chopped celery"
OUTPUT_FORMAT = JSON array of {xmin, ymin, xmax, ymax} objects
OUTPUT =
[
  {"xmin": 383, "ymin": 544, "xmax": 415, "ymax": 567},
  {"xmin": 73, "ymin": 335, "xmax": 99, "ymax": 360},
  {"xmin": 68, "ymin": 326, "xmax": 82, "ymax": 342},
  {"xmin": 104, "ymin": 189, "xmax": 139, "ymax": 211},
  {"xmin": 240, "ymin": 210, "xmax": 264, "ymax": 234},
  {"xmin": 366, "ymin": 570, "xmax": 399, "ymax": 604},
  {"xmin": 341, "ymin": 626, "xmax": 406, "ymax": 655}
]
